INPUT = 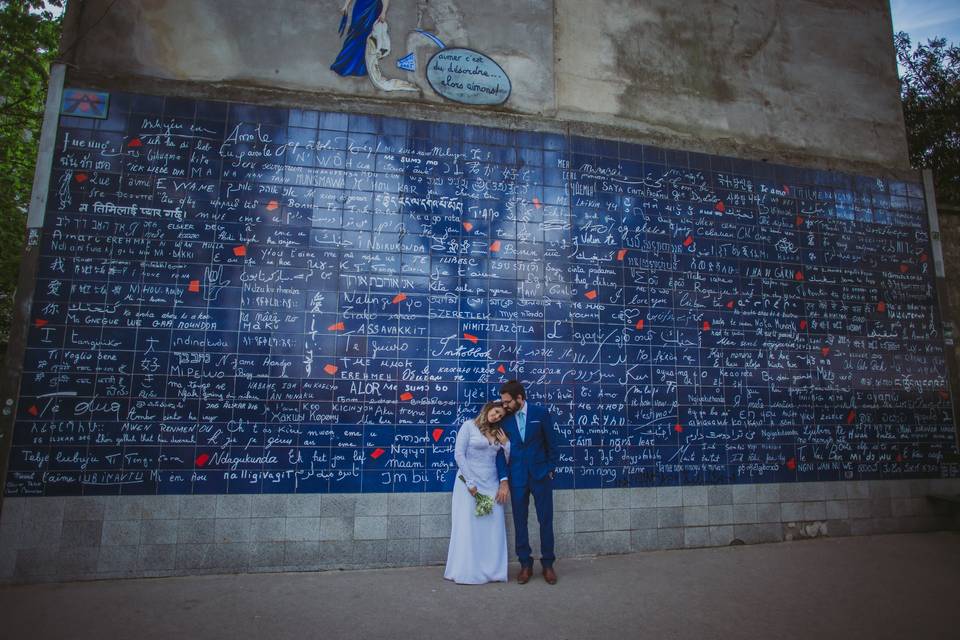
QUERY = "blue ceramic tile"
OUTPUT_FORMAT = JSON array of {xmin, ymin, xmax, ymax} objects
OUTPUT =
[
  {"xmin": 164, "ymin": 97, "xmax": 196, "ymax": 118},
  {"xmin": 8, "ymin": 90, "xmax": 950, "ymax": 500}
]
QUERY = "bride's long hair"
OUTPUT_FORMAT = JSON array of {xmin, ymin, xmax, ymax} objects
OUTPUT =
[{"xmin": 475, "ymin": 400, "xmax": 508, "ymax": 445}]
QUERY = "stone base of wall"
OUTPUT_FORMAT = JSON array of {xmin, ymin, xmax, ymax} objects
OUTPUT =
[{"xmin": 2, "ymin": 479, "xmax": 959, "ymax": 584}]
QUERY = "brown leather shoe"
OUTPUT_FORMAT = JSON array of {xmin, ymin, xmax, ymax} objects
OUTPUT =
[
  {"xmin": 517, "ymin": 566, "xmax": 533, "ymax": 584},
  {"xmin": 543, "ymin": 566, "xmax": 558, "ymax": 585}
]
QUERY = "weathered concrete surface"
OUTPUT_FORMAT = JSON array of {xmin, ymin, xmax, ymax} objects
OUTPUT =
[
  {"xmin": 1, "ymin": 532, "xmax": 958, "ymax": 640},
  {"xmin": 62, "ymin": 0, "xmax": 909, "ymax": 176},
  {"xmin": 63, "ymin": 0, "xmax": 555, "ymax": 115},
  {"xmin": 555, "ymin": 0, "xmax": 909, "ymax": 172}
]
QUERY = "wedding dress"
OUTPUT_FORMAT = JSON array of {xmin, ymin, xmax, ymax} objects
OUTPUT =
[{"xmin": 443, "ymin": 419, "xmax": 510, "ymax": 584}]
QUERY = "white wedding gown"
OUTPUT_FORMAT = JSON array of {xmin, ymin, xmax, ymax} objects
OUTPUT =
[{"xmin": 443, "ymin": 419, "xmax": 510, "ymax": 584}]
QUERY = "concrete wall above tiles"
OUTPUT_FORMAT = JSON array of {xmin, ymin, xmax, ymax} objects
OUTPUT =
[{"xmin": 59, "ymin": 0, "xmax": 912, "ymax": 178}]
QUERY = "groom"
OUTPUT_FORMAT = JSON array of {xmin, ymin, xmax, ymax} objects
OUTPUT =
[{"xmin": 495, "ymin": 380, "xmax": 562, "ymax": 585}]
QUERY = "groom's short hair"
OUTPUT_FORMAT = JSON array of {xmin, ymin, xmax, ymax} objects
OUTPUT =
[{"xmin": 499, "ymin": 379, "xmax": 526, "ymax": 400}]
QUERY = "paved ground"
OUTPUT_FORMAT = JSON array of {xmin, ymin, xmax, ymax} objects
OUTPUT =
[{"xmin": 1, "ymin": 532, "xmax": 958, "ymax": 640}]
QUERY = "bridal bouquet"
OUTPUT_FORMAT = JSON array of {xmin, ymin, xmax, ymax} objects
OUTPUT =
[{"xmin": 458, "ymin": 474, "xmax": 495, "ymax": 517}]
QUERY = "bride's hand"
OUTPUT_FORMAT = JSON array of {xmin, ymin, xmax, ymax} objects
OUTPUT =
[{"xmin": 468, "ymin": 485, "xmax": 478, "ymax": 497}]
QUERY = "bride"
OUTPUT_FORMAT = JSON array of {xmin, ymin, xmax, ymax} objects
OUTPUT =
[{"xmin": 444, "ymin": 401, "xmax": 511, "ymax": 584}]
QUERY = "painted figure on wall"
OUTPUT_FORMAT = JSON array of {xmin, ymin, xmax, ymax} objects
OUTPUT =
[{"xmin": 332, "ymin": 0, "xmax": 417, "ymax": 92}]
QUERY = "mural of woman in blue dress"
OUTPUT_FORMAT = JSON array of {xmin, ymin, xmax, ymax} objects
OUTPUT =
[{"xmin": 331, "ymin": 0, "xmax": 390, "ymax": 77}]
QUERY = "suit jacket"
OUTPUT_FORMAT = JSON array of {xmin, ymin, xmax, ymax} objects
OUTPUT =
[{"xmin": 497, "ymin": 403, "xmax": 562, "ymax": 487}]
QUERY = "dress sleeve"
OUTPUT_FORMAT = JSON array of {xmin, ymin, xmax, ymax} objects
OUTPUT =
[
  {"xmin": 496, "ymin": 440, "xmax": 510, "ymax": 482},
  {"xmin": 454, "ymin": 420, "xmax": 477, "ymax": 488}
]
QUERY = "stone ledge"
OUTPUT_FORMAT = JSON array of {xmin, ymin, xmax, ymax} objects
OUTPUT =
[{"xmin": 2, "ymin": 479, "xmax": 959, "ymax": 584}]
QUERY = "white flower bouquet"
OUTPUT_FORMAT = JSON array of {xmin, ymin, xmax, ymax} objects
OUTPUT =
[{"xmin": 458, "ymin": 474, "xmax": 494, "ymax": 516}]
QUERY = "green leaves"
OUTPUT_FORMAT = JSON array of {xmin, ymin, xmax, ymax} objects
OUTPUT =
[
  {"xmin": 0, "ymin": 1, "xmax": 63, "ymax": 354},
  {"xmin": 473, "ymin": 492, "xmax": 494, "ymax": 517},
  {"xmin": 895, "ymin": 31, "xmax": 960, "ymax": 207}
]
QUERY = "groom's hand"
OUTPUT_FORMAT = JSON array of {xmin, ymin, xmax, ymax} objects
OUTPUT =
[{"xmin": 495, "ymin": 480, "xmax": 510, "ymax": 504}]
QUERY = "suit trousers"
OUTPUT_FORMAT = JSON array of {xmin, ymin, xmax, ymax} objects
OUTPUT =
[{"xmin": 510, "ymin": 474, "xmax": 555, "ymax": 569}]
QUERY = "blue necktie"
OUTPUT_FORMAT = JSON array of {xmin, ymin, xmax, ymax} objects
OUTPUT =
[{"xmin": 517, "ymin": 409, "xmax": 526, "ymax": 441}]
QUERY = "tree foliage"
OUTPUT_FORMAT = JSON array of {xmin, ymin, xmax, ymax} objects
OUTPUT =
[
  {"xmin": 895, "ymin": 31, "xmax": 960, "ymax": 206},
  {"xmin": 0, "ymin": 1, "xmax": 62, "ymax": 354}
]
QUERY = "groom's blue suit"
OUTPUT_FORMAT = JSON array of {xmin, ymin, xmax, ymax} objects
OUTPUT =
[{"xmin": 498, "ymin": 402, "xmax": 563, "ymax": 569}]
